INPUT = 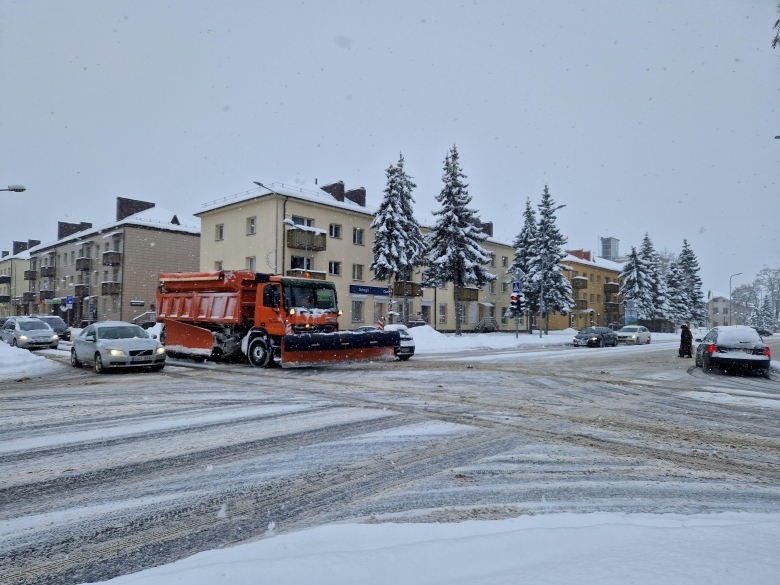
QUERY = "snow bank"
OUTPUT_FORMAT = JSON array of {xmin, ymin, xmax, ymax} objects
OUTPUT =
[
  {"xmin": 410, "ymin": 325, "xmax": 578, "ymax": 353},
  {"xmin": 85, "ymin": 512, "xmax": 780, "ymax": 585},
  {"xmin": 0, "ymin": 341, "xmax": 64, "ymax": 380}
]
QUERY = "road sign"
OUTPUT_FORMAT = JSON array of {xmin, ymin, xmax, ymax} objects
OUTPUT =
[
  {"xmin": 66, "ymin": 296, "xmax": 73, "ymax": 305},
  {"xmin": 512, "ymin": 281, "xmax": 521, "ymax": 294}
]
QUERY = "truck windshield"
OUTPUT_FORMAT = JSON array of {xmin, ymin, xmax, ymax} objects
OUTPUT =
[{"xmin": 284, "ymin": 285, "xmax": 337, "ymax": 311}]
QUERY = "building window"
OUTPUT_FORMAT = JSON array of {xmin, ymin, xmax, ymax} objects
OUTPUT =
[
  {"xmin": 605, "ymin": 276, "xmax": 610, "ymax": 283},
  {"xmin": 488, "ymin": 253, "xmax": 495, "ymax": 267},
  {"xmin": 713, "ymin": 307, "xmax": 719, "ymax": 314},
  {"xmin": 247, "ymin": 217, "xmax": 256, "ymax": 235},
  {"xmin": 352, "ymin": 264, "xmax": 364, "ymax": 280},
  {"xmin": 71, "ymin": 251, "xmax": 75, "ymax": 265},
  {"xmin": 723, "ymin": 308, "xmax": 729, "ymax": 314},
  {"xmin": 501, "ymin": 307, "xmax": 508, "ymax": 324},
  {"xmin": 328, "ymin": 261, "xmax": 342, "ymax": 276},
  {"xmin": 291, "ymin": 256, "xmax": 312, "ymax": 270},
  {"xmin": 597, "ymin": 294, "xmax": 601, "ymax": 302},
  {"xmin": 501, "ymin": 282, "xmax": 508, "ymax": 294},
  {"xmin": 597, "ymin": 275, "xmax": 601, "ymax": 283},
  {"xmin": 353, "ymin": 228, "xmax": 364, "ymax": 245},
  {"xmin": 421, "ymin": 305, "xmax": 431, "ymax": 324},
  {"xmin": 215, "ymin": 261, "xmax": 223, "ymax": 271},
  {"xmin": 352, "ymin": 300, "xmax": 364, "ymax": 323},
  {"xmin": 501, "ymin": 256, "xmax": 508, "ymax": 267},
  {"xmin": 329, "ymin": 224, "xmax": 342, "ymax": 238},
  {"xmin": 489, "ymin": 306, "xmax": 495, "ymax": 318},
  {"xmin": 590, "ymin": 293, "xmax": 594, "ymax": 302},
  {"xmin": 246, "ymin": 257, "xmax": 256, "ymax": 271},
  {"xmin": 489, "ymin": 281, "xmax": 495, "ymax": 294},
  {"xmin": 292, "ymin": 215, "xmax": 314, "ymax": 227},
  {"xmin": 215, "ymin": 224, "xmax": 224, "ymax": 241},
  {"xmin": 589, "ymin": 274, "xmax": 594, "ymax": 282},
  {"xmin": 373, "ymin": 302, "xmax": 386, "ymax": 323},
  {"xmin": 438, "ymin": 303, "xmax": 447, "ymax": 324}
]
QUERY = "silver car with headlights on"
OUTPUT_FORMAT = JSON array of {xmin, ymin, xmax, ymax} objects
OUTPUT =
[
  {"xmin": 0, "ymin": 317, "xmax": 60, "ymax": 349},
  {"xmin": 71, "ymin": 322, "xmax": 166, "ymax": 374}
]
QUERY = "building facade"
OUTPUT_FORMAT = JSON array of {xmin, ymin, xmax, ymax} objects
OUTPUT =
[
  {"xmin": 708, "ymin": 295, "xmax": 730, "ymax": 327},
  {"xmin": 25, "ymin": 198, "xmax": 200, "ymax": 325},
  {"xmin": 0, "ymin": 249, "xmax": 32, "ymax": 317},
  {"xmin": 196, "ymin": 182, "xmax": 625, "ymax": 332}
]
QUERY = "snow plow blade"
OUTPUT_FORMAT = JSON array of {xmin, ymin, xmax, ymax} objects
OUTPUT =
[
  {"xmin": 281, "ymin": 331, "xmax": 400, "ymax": 367},
  {"xmin": 161, "ymin": 319, "xmax": 214, "ymax": 358}
]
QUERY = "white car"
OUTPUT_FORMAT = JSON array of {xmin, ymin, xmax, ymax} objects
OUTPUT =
[
  {"xmin": 0, "ymin": 317, "xmax": 59, "ymax": 350},
  {"xmin": 71, "ymin": 322, "xmax": 166, "ymax": 374},
  {"xmin": 384, "ymin": 324, "xmax": 415, "ymax": 360},
  {"xmin": 616, "ymin": 326, "xmax": 651, "ymax": 344}
]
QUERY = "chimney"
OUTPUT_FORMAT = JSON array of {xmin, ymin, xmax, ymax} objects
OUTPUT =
[
  {"xmin": 473, "ymin": 219, "xmax": 493, "ymax": 238},
  {"xmin": 1, "ymin": 251, "xmax": 9, "ymax": 258},
  {"xmin": 27, "ymin": 239, "xmax": 41, "ymax": 249},
  {"xmin": 117, "ymin": 197, "xmax": 155, "ymax": 221},
  {"xmin": 58, "ymin": 221, "xmax": 93, "ymax": 240},
  {"xmin": 319, "ymin": 181, "xmax": 345, "ymax": 202},
  {"xmin": 12, "ymin": 241, "xmax": 29, "ymax": 255},
  {"xmin": 344, "ymin": 187, "xmax": 366, "ymax": 207}
]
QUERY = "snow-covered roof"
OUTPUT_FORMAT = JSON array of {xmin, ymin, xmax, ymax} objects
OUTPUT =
[
  {"xmin": 0, "ymin": 250, "xmax": 31, "ymax": 262},
  {"xmin": 27, "ymin": 206, "xmax": 200, "ymax": 254},
  {"xmin": 562, "ymin": 254, "xmax": 624, "ymax": 272},
  {"xmin": 198, "ymin": 182, "xmax": 377, "ymax": 217}
]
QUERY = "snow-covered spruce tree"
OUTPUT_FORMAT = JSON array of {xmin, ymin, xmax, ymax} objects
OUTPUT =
[
  {"xmin": 505, "ymin": 198, "xmax": 537, "ymax": 327},
  {"xmin": 370, "ymin": 153, "xmax": 424, "ymax": 324},
  {"xmin": 664, "ymin": 260, "xmax": 689, "ymax": 323},
  {"xmin": 619, "ymin": 247, "xmax": 655, "ymax": 320},
  {"xmin": 677, "ymin": 240, "xmax": 706, "ymax": 325},
  {"xmin": 638, "ymin": 233, "xmax": 667, "ymax": 323},
  {"xmin": 524, "ymin": 185, "xmax": 573, "ymax": 333},
  {"xmin": 758, "ymin": 295, "xmax": 775, "ymax": 328},
  {"xmin": 422, "ymin": 145, "xmax": 496, "ymax": 336}
]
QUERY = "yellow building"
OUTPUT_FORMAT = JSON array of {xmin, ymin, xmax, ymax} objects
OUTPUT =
[{"xmin": 0, "ymin": 249, "xmax": 32, "ymax": 317}]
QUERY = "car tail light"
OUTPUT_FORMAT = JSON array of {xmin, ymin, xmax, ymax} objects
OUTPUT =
[
  {"xmin": 707, "ymin": 343, "xmax": 717, "ymax": 354},
  {"xmin": 764, "ymin": 347, "xmax": 771, "ymax": 356}
]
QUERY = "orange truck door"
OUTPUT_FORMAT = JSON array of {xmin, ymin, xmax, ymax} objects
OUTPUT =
[{"xmin": 258, "ymin": 284, "xmax": 284, "ymax": 335}]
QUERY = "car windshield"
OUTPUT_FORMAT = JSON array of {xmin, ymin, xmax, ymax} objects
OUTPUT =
[
  {"xmin": 19, "ymin": 321, "xmax": 51, "ymax": 331},
  {"xmin": 579, "ymin": 328, "xmax": 597, "ymax": 334},
  {"xmin": 97, "ymin": 326, "xmax": 149, "ymax": 340},
  {"xmin": 716, "ymin": 328, "xmax": 762, "ymax": 345},
  {"xmin": 284, "ymin": 285, "xmax": 337, "ymax": 310},
  {"xmin": 38, "ymin": 317, "xmax": 66, "ymax": 328},
  {"xmin": 620, "ymin": 327, "xmax": 638, "ymax": 332}
]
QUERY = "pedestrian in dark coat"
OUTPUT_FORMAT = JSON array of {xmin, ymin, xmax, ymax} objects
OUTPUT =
[{"xmin": 679, "ymin": 324, "xmax": 693, "ymax": 358}]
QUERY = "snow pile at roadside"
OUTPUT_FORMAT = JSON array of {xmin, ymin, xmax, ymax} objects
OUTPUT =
[
  {"xmin": 85, "ymin": 512, "xmax": 780, "ymax": 585},
  {"xmin": 771, "ymin": 361, "xmax": 780, "ymax": 373},
  {"xmin": 409, "ymin": 325, "xmax": 578, "ymax": 353},
  {"xmin": 0, "ymin": 341, "xmax": 64, "ymax": 379}
]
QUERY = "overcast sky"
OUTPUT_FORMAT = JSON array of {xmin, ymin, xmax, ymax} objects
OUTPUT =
[{"xmin": 1, "ymin": 0, "xmax": 778, "ymax": 294}]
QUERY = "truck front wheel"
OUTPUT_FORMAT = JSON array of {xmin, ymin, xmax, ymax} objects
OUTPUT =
[{"xmin": 248, "ymin": 337, "xmax": 271, "ymax": 368}]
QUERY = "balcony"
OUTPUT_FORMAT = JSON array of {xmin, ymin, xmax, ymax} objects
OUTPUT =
[
  {"xmin": 286, "ymin": 230, "xmax": 327, "ymax": 251},
  {"xmin": 0, "ymin": 295, "xmax": 10, "ymax": 304},
  {"xmin": 0, "ymin": 275, "xmax": 10, "ymax": 285},
  {"xmin": 40, "ymin": 266, "xmax": 56, "ymax": 278},
  {"xmin": 75, "ymin": 257, "xmax": 92, "ymax": 271},
  {"xmin": 23, "ymin": 270, "xmax": 37, "ymax": 281},
  {"xmin": 285, "ymin": 269, "xmax": 326, "ymax": 280},
  {"xmin": 571, "ymin": 276, "xmax": 588, "ymax": 289},
  {"xmin": 22, "ymin": 292, "xmax": 36, "ymax": 303},
  {"xmin": 604, "ymin": 281, "xmax": 620, "ymax": 294},
  {"xmin": 101, "ymin": 281, "xmax": 121, "ymax": 296},
  {"xmin": 575, "ymin": 299, "xmax": 588, "ymax": 310},
  {"xmin": 393, "ymin": 281, "xmax": 423, "ymax": 297},
  {"xmin": 102, "ymin": 251, "xmax": 122, "ymax": 266},
  {"xmin": 39, "ymin": 290, "xmax": 55, "ymax": 300},
  {"xmin": 459, "ymin": 287, "xmax": 479, "ymax": 302},
  {"xmin": 74, "ymin": 284, "xmax": 90, "ymax": 298}
]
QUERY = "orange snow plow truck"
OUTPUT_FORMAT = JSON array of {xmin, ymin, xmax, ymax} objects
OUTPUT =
[{"xmin": 156, "ymin": 270, "xmax": 400, "ymax": 367}]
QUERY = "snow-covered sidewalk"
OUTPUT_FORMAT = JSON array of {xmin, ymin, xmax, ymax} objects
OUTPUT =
[
  {"xmin": 86, "ymin": 512, "xmax": 780, "ymax": 585},
  {"xmin": 0, "ymin": 340, "xmax": 65, "ymax": 380},
  {"xmin": 409, "ymin": 325, "xmax": 680, "ymax": 354}
]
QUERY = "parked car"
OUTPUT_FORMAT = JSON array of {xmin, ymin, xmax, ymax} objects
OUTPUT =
[
  {"xmin": 616, "ymin": 326, "xmax": 651, "ymax": 345},
  {"xmin": 751, "ymin": 326, "xmax": 773, "ymax": 337},
  {"xmin": 384, "ymin": 324, "xmax": 415, "ymax": 360},
  {"xmin": 695, "ymin": 325, "xmax": 771, "ymax": 377},
  {"xmin": 71, "ymin": 322, "xmax": 166, "ymax": 374},
  {"xmin": 30, "ymin": 314, "xmax": 71, "ymax": 341},
  {"xmin": 607, "ymin": 322, "xmax": 622, "ymax": 331},
  {"xmin": 0, "ymin": 317, "xmax": 60, "ymax": 350},
  {"xmin": 353, "ymin": 325, "xmax": 380, "ymax": 333},
  {"xmin": 573, "ymin": 327, "xmax": 618, "ymax": 347}
]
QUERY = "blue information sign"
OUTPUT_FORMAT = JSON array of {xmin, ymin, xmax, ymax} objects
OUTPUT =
[
  {"xmin": 512, "ymin": 281, "xmax": 521, "ymax": 294},
  {"xmin": 349, "ymin": 285, "xmax": 392, "ymax": 296}
]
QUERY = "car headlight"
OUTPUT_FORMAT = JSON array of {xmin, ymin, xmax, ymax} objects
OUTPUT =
[
  {"xmin": 591, "ymin": 337, "xmax": 598, "ymax": 341},
  {"xmin": 52, "ymin": 334, "xmax": 59, "ymax": 339},
  {"xmin": 19, "ymin": 335, "xmax": 28, "ymax": 340},
  {"xmin": 156, "ymin": 347, "xmax": 166, "ymax": 354},
  {"xmin": 107, "ymin": 349, "xmax": 125, "ymax": 356},
  {"xmin": 630, "ymin": 334, "xmax": 635, "ymax": 338}
]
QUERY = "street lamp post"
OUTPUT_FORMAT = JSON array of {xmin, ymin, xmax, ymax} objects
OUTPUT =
[
  {"xmin": 729, "ymin": 272, "xmax": 742, "ymax": 326},
  {"xmin": 0, "ymin": 185, "xmax": 26, "ymax": 192}
]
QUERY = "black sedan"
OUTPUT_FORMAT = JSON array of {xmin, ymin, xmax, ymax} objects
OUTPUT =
[
  {"xmin": 573, "ymin": 327, "xmax": 618, "ymax": 348},
  {"xmin": 695, "ymin": 326, "xmax": 771, "ymax": 377},
  {"xmin": 30, "ymin": 314, "xmax": 71, "ymax": 341}
]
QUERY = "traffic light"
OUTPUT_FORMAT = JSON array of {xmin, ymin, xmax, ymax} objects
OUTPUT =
[{"xmin": 510, "ymin": 293, "xmax": 519, "ymax": 315}]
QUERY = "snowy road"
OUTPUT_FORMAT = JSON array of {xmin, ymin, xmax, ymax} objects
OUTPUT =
[{"xmin": 2, "ymin": 339, "xmax": 779, "ymax": 584}]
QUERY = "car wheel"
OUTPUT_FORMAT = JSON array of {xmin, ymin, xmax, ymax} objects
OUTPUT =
[
  {"xmin": 94, "ymin": 353, "xmax": 106, "ymax": 374},
  {"xmin": 598, "ymin": 338, "xmax": 604, "ymax": 348},
  {"xmin": 248, "ymin": 337, "xmax": 271, "ymax": 368},
  {"xmin": 646, "ymin": 337, "xmax": 651, "ymax": 344},
  {"xmin": 159, "ymin": 327, "xmax": 166, "ymax": 345},
  {"xmin": 70, "ymin": 349, "xmax": 81, "ymax": 368},
  {"xmin": 11, "ymin": 338, "xmax": 17, "ymax": 348}
]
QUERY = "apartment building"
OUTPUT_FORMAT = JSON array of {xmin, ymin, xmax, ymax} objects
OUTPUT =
[
  {"xmin": 555, "ymin": 250, "xmax": 624, "ymax": 330},
  {"xmin": 0, "ymin": 240, "xmax": 40, "ymax": 317},
  {"xmin": 25, "ymin": 198, "xmax": 200, "ymax": 325},
  {"xmin": 708, "ymin": 295, "xmax": 730, "ymax": 327}
]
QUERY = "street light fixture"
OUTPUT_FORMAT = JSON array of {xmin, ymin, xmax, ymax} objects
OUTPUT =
[
  {"xmin": 1, "ymin": 185, "xmax": 26, "ymax": 192},
  {"xmin": 729, "ymin": 272, "xmax": 743, "ymax": 326}
]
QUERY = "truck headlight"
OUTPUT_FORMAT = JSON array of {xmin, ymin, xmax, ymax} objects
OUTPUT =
[
  {"xmin": 156, "ymin": 347, "xmax": 166, "ymax": 354},
  {"xmin": 338, "ymin": 309, "xmax": 343, "ymax": 316},
  {"xmin": 107, "ymin": 349, "xmax": 125, "ymax": 356},
  {"xmin": 289, "ymin": 308, "xmax": 296, "ymax": 315}
]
